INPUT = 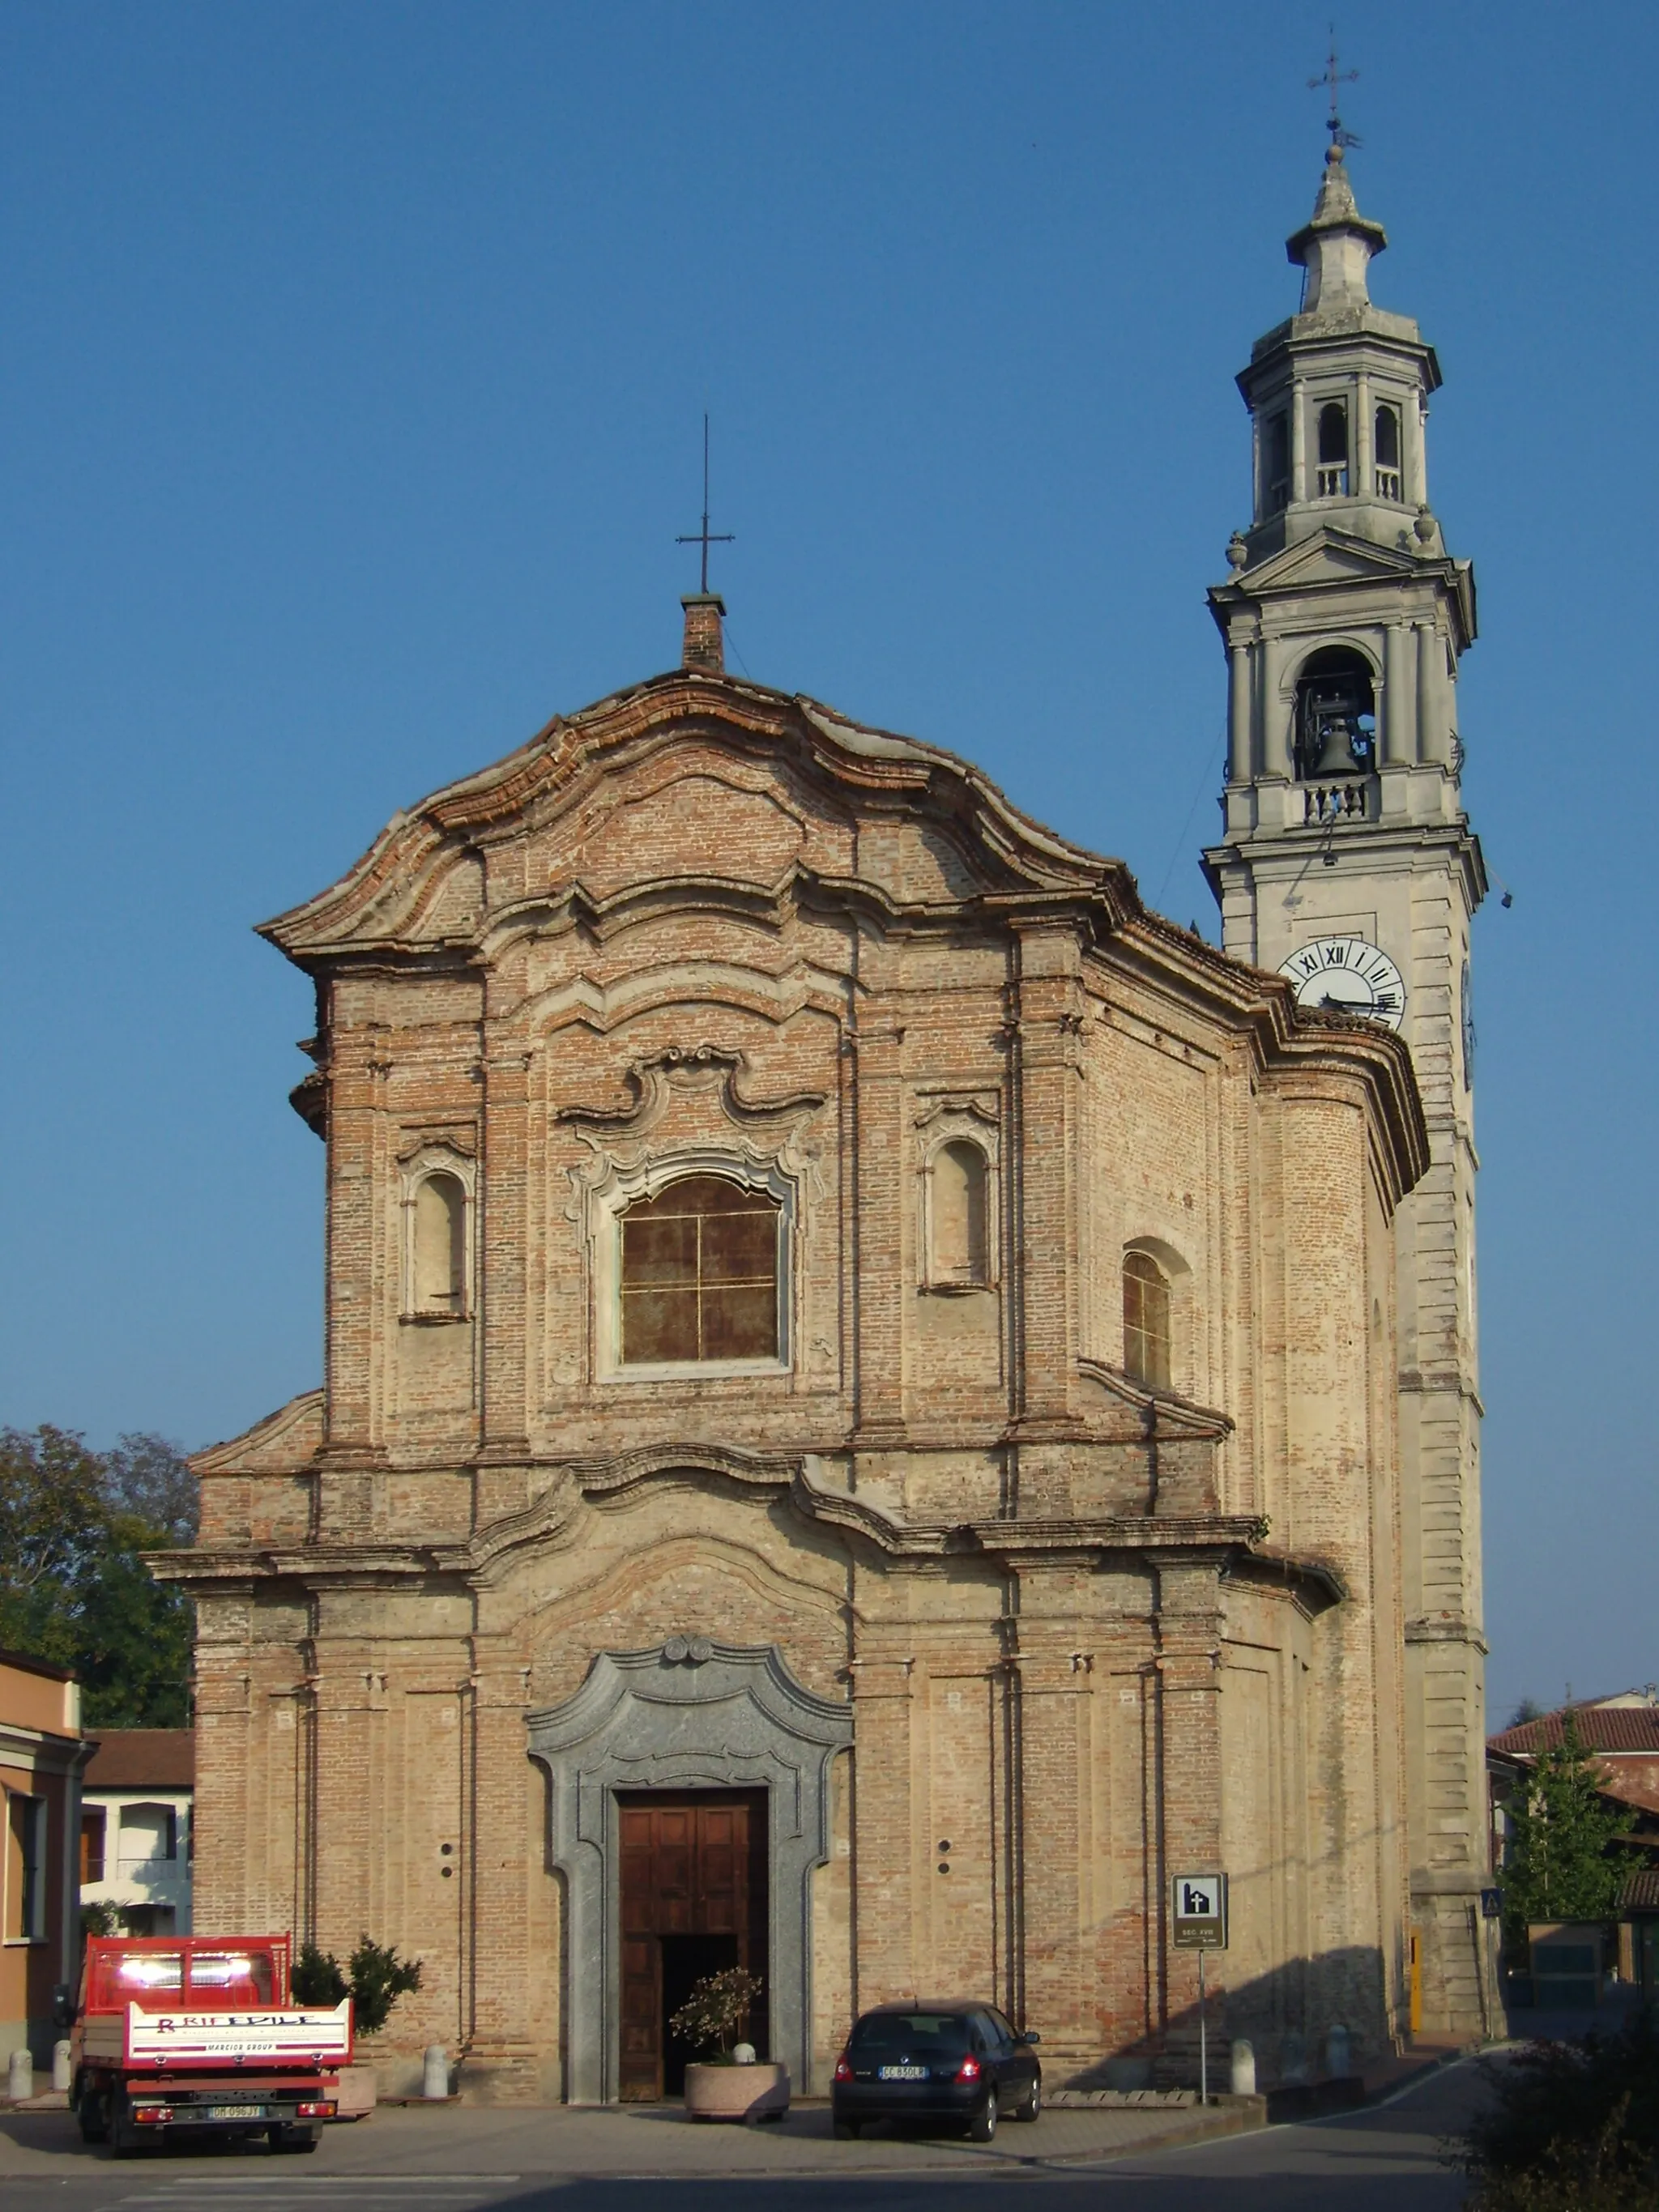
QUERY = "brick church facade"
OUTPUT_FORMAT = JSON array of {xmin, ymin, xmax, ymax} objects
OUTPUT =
[{"xmin": 167, "ymin": 147, "xmax": 1492, "ymax": 2098}]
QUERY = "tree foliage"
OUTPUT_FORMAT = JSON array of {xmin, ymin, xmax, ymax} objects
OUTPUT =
[
  {"xmin": 292, "ymin": 1935, "xmax": 421, "ymax": 2034},
  {"xmin": 1500, "ymin": 1713, "xmax": 1632, "ymax": 1954},
  {"xmin": 0, "ymin": 1425, "xmax": 197, "ymax": 1727},
  {"xmin": 1454, "ymin": 2018, "xmax": 1659, "ymax": 2210},
  {"xmin": 667, "ymin": 1967, "xmax": 762, "ymax": 2060}
]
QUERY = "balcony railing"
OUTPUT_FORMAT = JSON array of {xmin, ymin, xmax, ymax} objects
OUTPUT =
[
  {"xmin": 1316, "ymin": 464, "xmax": 1349, "ymax": 497},
  {"xmin": 1375, "ymin": 467, "xmax": 1402, "ymax": 501},
  {"xmin": 1303, "ymin": 779, "xmax": 1372, "ymax": 825}
]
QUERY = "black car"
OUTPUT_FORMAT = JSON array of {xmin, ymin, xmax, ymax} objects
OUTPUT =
[{"xmin": 831, "ymin": 2000, "xmax": 1041, "ymax": 2140}]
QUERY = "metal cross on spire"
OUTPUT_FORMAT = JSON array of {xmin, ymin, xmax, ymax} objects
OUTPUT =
[
  {"xmin": 676, "ymin": 414, "xmax": 735, "ymax": 595},
  {"xmin": 1308, "ymin": 29, "xmax": 1361, "ymax": 151}
]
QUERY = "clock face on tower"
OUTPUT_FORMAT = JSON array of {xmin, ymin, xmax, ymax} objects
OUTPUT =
[{"xmin": 1277, "ymin": 937, "xmax": 1406, "ymax": 1030}]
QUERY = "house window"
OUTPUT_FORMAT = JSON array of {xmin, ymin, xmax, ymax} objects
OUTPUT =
[
  {"xmin": 619, "ymin": 1174, "xmax": 783, "ymax": 1365},
  {"xmin": 1316, "ymin": 400, "xmax": 1349, "ymax": 496},
  {"xmin": 6, "ymin": 1793, "xmax": 47, "ymax": 1940},
  {"xmin": 81, "ymin": 1809, "xmax": 106, "ymax": 1885},
  {"xmin": 413, "ymin": 1173, "xmax": 467, "ymax": 1313},
  {"xmin": 1374, "ymin": 403, "xmax": 1402, "ymax": 501},
  {"xmin": 117, "ymin": 1802, "xmax": 177, "ymax": 1870},
  {"xmin": 1123, "ymin": 1251, "xmax": 1172, "ymax": 1391},
  {"xmin": 928, "ymin": 1140, "xmax": 991, "ymax": 1287}
]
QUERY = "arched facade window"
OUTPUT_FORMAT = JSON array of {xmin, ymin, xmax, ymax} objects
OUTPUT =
[
  {"xmin": 619, "ymin": 1174, "xmax": 783, "ymax": 1365},
  {"xmin": 413, "ymin": 1173, "xmax": 467, "ymax": 1313},
  {"xmin": 928, "ymin": 1140, "xmax": 991, "ymax": 1288},
  {"xmin": 1122, "ymin": 1250, "xmax": 1172, "ymax": 1392},
  {"xmin": 1293, "ymin": 646, "xmax": 1377, "ymax": 780},
  {"xmin": 1316, "ymin": 400, "xmax": 1349, "ymax": 497},
  {"xmin": 1373, "ymin": 403, "xmax": 1402, "ymax": 501}
]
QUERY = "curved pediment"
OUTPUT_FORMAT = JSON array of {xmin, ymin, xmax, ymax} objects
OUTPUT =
[{"xmin": 258, "ymin": 668, "xmax": 1133, "ymax": 964}]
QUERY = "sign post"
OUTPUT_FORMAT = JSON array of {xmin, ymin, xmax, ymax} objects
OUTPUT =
[{"xmin": 1171, "ymin": 1873, "xmax": 1228, "ymax": 2104}]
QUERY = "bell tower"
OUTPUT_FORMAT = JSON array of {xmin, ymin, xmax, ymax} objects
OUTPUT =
[{"xmin": 1202, "ymin": 143, "xmax": 1493, "ymax": 2036}]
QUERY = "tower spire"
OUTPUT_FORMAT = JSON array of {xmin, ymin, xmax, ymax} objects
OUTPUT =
[{"xmin": 1286, "ymin": 139, "xmax": 1388, "ymax": 318}]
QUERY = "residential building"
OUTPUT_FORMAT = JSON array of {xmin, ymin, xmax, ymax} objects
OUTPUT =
[{"xmin": 79, "ymin": 1729, "xmax": 194, "ymax": 1936}]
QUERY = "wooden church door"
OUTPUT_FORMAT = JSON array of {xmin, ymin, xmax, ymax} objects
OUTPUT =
[{"xmin": 617, "ymin": 1790, "xmax": 769, "ymax": 2099}]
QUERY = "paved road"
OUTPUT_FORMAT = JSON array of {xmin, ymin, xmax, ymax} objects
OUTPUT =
[{"xmin": 0, "ymin": 2061, "xmax": 1485, "ymax": 2210}]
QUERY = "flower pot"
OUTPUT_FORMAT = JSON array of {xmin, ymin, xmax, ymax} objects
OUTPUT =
[{"xmin": 682, "ymin": 2061, "xmax": 790, "ymax": 2122}]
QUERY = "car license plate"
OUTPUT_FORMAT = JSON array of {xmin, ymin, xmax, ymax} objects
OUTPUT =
[
  {"xmin": 207, "ymin": 2105, "xmax": 266, "ymax": 2120},
  {"xmin": 878, "ymin": 2065, "xmax": 928, "ymax": 2081}
]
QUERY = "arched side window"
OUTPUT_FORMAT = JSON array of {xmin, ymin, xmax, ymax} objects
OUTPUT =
[
  {"xmin": 620, "ymin": 1174, "xmax": 783, "ymax": 1365},
  {"xmin": 1374, "ymin": 403, "xmax": 1402, "ymax": 501},
  {"xmin": 399, "ymin": 1145, "xmax": 476, "ymax": 1321},
  {"xmin": 928, "ymin": 1140, "xmax": 991, "ymax": 1289},
  {"xmin": 1123, "ymin": 1250, "xmax": 1173, "ymax": 1392},
  {"xmin": 1262, "ymin": 411, "xmax": 1290, "ymax": 516},
  {"xmin": 1315, "ymin": 399, "xmax": 1349, "ymax": 497}
]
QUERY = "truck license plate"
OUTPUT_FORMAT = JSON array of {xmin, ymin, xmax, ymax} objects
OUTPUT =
[
  {"xmin": 207, "ymin": 2105, "xmax": 266, "ymax": 2120},
  {"xmin": 878, "ymin": 2065, "xmax": 928, "ymax": 2081}
]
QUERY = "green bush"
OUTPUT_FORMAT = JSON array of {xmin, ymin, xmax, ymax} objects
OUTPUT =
[
  {"xmin": 292, "ymin": 1941, "xmax": 349, "ymax": 2008},
  {"xmin": 1455, "ymin": 2017, "xmax": 1659, "ymax": 2211},
  {"xmin": 346, "ymin": 1935, "xmax": 422, "ymax": 2035},
  {"xmin": 291, "ymin": 1934, "xmax": 420, "ymax": 2033}
]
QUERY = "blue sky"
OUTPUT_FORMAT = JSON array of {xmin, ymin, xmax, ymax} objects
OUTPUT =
[{"xmin": 1, "ymin": 2, "xmax": 1651, "ymax": 1722}]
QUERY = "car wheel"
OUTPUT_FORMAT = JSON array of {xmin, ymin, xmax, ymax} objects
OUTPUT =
[
  {"xmin": 269, "ymin": 2125, "xmax": 322, "ymax": 2153},
  {"xmin": 968, "ymin": 2086, "xmax": 998, "ymax": 2142},
  {"xmin": 1016, "ymin": 2075, "xmax": 1042, "ymax": 2121},
  {"xmin": 833, "ymin": 2118, "xmax": 860, "ymax": 2139},
  {"xmin": 76, "ymin": 2082, "xmax": 109, "ymax": 2146}
]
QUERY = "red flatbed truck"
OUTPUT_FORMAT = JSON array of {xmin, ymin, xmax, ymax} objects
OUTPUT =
[{"xmin": 70, "ymin": 1935, "xmax": 352, "ymax": 2155}]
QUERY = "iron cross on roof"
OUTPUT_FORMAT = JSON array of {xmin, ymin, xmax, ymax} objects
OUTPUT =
[
  {"xmin": 1309, "ymin": 31, "xmax": 1361, "ymax": 150},
  {"xmin": 676, "ymin": 414, "xmax": 735, "ymax": 595}
]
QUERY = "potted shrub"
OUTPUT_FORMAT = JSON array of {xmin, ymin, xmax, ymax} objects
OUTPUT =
[
  {"xmin": 292, "ymin": 1936, "xmax": 423, "ymax": 2116},
  {"xmin": 672, "ymin": 1968, "xmax": 788, "ymax": 2121}
]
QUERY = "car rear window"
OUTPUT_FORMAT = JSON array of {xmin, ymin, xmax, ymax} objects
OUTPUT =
[{"xmin": 850, "ymin": 2011, "xmax": 970, "ymax": 2054}]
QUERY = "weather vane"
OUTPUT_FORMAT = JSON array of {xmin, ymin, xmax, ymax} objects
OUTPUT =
[
  {"xmin": 1309, "ymin": 29, "xmax": 1361, "ymax": 151},
  {"xmin": 676, "ymin": 413, "xmax": 734, "ymax": 595}
]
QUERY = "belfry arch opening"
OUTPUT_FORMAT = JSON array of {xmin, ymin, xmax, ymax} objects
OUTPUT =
[{"xmin": 1293, "ymin": 647, "xmax": 1376, "ymax": 781}]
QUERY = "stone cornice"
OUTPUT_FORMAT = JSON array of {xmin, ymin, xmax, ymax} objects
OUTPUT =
[{"xmin": 151, "ymin": 1444, "xmax": 1297, "ymax": 1595}]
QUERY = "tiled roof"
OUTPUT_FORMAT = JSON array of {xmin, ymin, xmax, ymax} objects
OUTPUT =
[
  {"xmin": 83, "ymin": 1728, "xmax": 194, "ymax": 1790},
  {"xmin": 1621, "ymin": 1868, "xmax": 1659, "ymax": 1912},
  {"xmin": 0, "ymin": 1647, "xmax": 75, "ymax": 1683},
  {"xmin": 1490, "ymin": 1709, "xmax": 1659, "ymax": 1756}
]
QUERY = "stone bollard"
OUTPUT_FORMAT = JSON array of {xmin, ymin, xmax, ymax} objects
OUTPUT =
[
  {"xmin": 1325, "ymin": 2023, "xmax": 1352, "ymax": 2079},
  {"xmin": 422, "ymin": 2045, "xmax": 449, "ymax": 2100},
  {"xmin": 1229, "ymin": 2039, "xmax": 1256, "ymax": 2096},
  {"xmin": 1279, "ymin": 2030, "xmax": 1309, "ymax": 2086},
  {"xmin": 8, "ymin": 2049, "xmax": 32, "ymax": 2102},
  {"xmin": 53, "ymin": 2041, "xmax": 72, "ymax": 2093}
]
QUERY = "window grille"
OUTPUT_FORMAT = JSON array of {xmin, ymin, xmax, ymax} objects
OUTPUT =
[
  {"xmin": 1123, "ymin": 1251, "xmax": 1173, "ymax": 1392},
  {"xmin": 620, "ymin": 1175, "xmax": 782, "ymax": 1364}
]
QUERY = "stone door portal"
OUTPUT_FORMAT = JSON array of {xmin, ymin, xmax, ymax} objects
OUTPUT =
[
  {"xmin": 617, "ymin": 1790, "xmax": 769, "ymax": 2099},
  {"xmin": 527, "ymin": 1640, "xmax": 853, "ymax": 2103}
]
